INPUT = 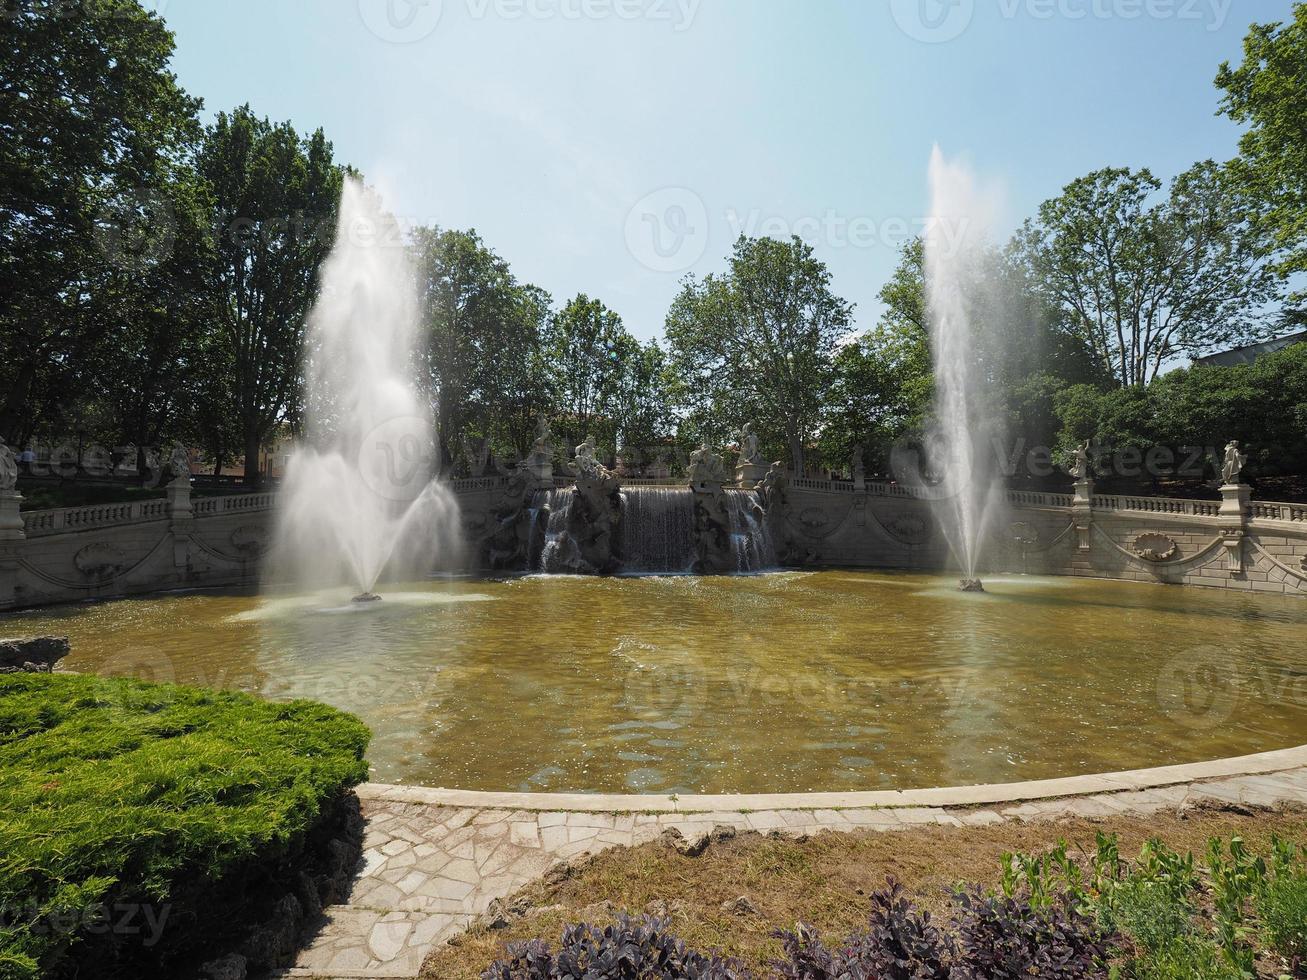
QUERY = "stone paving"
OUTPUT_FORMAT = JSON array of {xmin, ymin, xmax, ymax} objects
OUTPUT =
[{"xmin": 278, "ymin": 763, "xmax": 1307, "ymax": 980}]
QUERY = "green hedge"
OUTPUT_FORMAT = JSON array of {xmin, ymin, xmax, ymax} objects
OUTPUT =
[{"xmin": 0, "ymin": 673, "xmax": 371, "ymax": 979}]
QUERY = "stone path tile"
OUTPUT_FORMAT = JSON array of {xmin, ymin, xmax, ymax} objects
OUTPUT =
[{"xmin": 277, "ymin": 766, "xmax": 1307, "ymax": 980}]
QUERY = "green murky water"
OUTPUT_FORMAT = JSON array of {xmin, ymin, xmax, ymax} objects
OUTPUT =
[{"xmin": 7, "ymin": 571, "xmax": 1306, "ymax": 794}]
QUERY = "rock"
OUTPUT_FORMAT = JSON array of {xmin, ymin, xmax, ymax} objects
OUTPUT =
[
  {"xmin": 709, "ymin": 825, "xmax": 737, "ymax": 844},
  {"xmin": 661, "ymin": 827, "xmax": 711, "ymax": 857},
  {"xmin": 542, "ymin": 860, "xmax": 574, "ymax": 887},
  {"xmin": 238, "ymin": 894, "xmax": 302, "ymax": 970},
  {"xmin": 481, "ymin": 895, "xmax": 533, "ymax": 930},
  {"xmin": 198, "ymin": 953, "xmax": 247, "ymax": 980},
  {"xmin": 720, "ymin": 896, "xmax": 758, "ymax": 917},
  {"xmin": 0, "ymin": 636, "xmax": 70, "ymax": 674}
]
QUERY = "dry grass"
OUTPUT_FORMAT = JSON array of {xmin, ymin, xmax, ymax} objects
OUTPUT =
[{"xmin": 420, "ymin": 805, "xmax": 1307, "ymax": 979}]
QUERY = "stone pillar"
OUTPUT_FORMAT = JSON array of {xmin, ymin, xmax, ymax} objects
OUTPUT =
[
  {"xmin": 1219, "ymin": 482, "xmax": 1251, "ymax": 573},
  {"xmin": 166, "ymin": 479, "xmax": 193, "ymax": 570},
  {"xmin": 1071, "ymin": 477, "xmax": 1093, "ymax": 552},
  {"xmin": 0, "ymin": 491, "xmax": 25, "ymax": 608}
]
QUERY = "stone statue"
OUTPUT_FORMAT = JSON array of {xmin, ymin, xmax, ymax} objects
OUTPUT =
[
  {"xmin": 166, "ymin": 443, "xmax": 191, "ymax": 487},
  {"xmin": 687, "ymin": 441, "xmax": 727, "ymax": 485},
  {"xmin": 1222, "ymin": 440, "xmax": 1247, "ymax": 486},
  {"xmin": 0, "ymin": 439, "xmax": 16, "ymax": 492},
  {"xmin": 852, "ymin": 447, "xmax": 865, "ymax": 483},
  {"xmin": 532, "ymin": 417, "xmax": 551, "ymax": 456},
  {"xmin": 1069, "ymin": 440, "xmax": 1091, "ymax": 482},
  {"xmin": 735, "ymin": 422, "xmax": 761, "ymax": 465},
  {"xmin": 570, "ymin": 434, "xmax": 601, "ymax": 477}
]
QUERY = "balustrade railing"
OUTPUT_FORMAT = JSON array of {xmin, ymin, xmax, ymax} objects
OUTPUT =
[
  {"xmin": 23, "ymin": 499, "xmax": 170, "ymax": 537},
  {"xmin": 1092, "ymin": 494, "xmax": 1220, "ymax": 518},
  {"xmin": 1249, "ymin": 501, "xmax": 1307, "ymax": 523}
]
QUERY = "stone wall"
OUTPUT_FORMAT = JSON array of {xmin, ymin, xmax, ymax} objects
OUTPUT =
[
  {"xmin": 0, "ymin": 485, "xmax": 274, "ymax": 611},
  {"xmin": 3, "ymin": 477, "xmax": 1305, "ymax": 611}
]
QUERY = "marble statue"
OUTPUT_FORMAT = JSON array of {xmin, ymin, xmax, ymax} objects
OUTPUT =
[
  {"xmin": 1070, "ymin": 440, "xmax": 1091, "ymax": 482},
  {"xmin": 570, "ymin": 434, "xmax": 601, "ymax": 476},
  {"xmin": 1222, "ymin": 440, "xmax": 1247, "ymax": 486},
  {"xmin": 532, "ymin": 417, "xmax": 551, "ymax": 456},
  {"xmin": 688, "ymin": 441, "xmax": 727, "ymax": 485},
  {"xmin": 735, "ymin": 422, "xmax": 761, "ymax": 465},
  {"xmin": 167, "ymin": 444, "xmax": 191, "ymax": 486},
  {"xmin": 0, "ymin": 439, "xmax": 16, "ymax": 491}
]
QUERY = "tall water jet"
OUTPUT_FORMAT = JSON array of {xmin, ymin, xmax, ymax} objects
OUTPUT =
[
  {"xmin": 924, "ymin": 147, "xmax": 1007, "ymax": 588},
  {"xmin": 269, "ymin": 179, "xmax": 461, "ymax": 597}
]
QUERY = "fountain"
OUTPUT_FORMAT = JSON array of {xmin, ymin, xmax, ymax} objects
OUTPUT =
[
  {"xmin": 924, "ymin": 146, "xmax": 1008, "ymax": 591},
  {"xmin": 268, "ymin": 179, "xmax": 462, "ymax": 598}
]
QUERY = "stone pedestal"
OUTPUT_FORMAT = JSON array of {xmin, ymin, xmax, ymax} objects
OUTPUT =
[
  {"xmin": 735, "ymin": 462, "xmax": 768, "ymax": 486},
  {"xmin": 166, "ymin": 480, "xmax": 193, "ymax": 569},
  {"xmin": 1071, "ymin": 478, "xmax": 1093, "ymax": 552},
  {"xmin": 0, "ymin": 491, "xmax": 23, "ymax": 540},
  {"xmin": 1219, "ymin": 483, "xmax": 1251, "ymax": 573}
]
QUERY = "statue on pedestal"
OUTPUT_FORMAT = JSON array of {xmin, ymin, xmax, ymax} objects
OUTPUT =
[
  {"xmin": 166, "ymin": 444, "xmax": 191, "ymax": 487},
  {"xmin": 1221, "ymin": 440, "xmax": 1247, "ymax": 486},
  {"xmin": 688, "ymin": 441, "xmax": 727, "ymax": 486},
  {"xmin": 735, "ymin": 423, "xmax": 761, "ymax": 466},
  {"xmin": 852, "ymin": 447, "xmax": 866, "ymax": 490},
  {"xmin": 1069, "ymin": 440, "xmax": 1092, "ymax": 482}
]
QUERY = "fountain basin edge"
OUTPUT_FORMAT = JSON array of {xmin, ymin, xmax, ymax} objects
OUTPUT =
[{"xmin": 357, "ymin": 742, "xmax": 1307, "ymax": 813}]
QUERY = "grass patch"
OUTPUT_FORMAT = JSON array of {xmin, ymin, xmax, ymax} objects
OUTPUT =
[
  {"xmin": 425, "ymin": 807, "xmax": 1307, "ymax": 979},
  {"xmin": 0, "ymin": 672, "xmax": 370, "ymax": 979}
]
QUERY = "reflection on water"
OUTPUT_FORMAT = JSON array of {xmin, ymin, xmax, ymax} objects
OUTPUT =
[{"xmin": 7, "ymin": 571, "xmax": 1307, "ymax": 794}]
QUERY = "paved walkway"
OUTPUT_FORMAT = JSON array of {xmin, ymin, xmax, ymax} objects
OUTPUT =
[{"xmin": 280, "ymin": 746, "xmax": 1307, "ymax": 979}]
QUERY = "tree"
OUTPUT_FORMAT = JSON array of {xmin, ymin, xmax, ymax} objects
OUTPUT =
[
  {"xmin": 1217, "ymin": 4, "xmax": 1307, "ymax": 303},
  {"xmin": 0, "ymin": 0, "xmax": 202, "ymax": 444},
  {"xmin": 665, "ymin": 235, "xmax": 853, "ymax": 475},
  {"xmin": 544, "ymin": 294, "xmax": 632, "ymax": 456},
  {"xmin": 1015, "ymin": 164, "xmax": 1283, "ymax": 387},
  {"xmin": 413, "ymin": 227, "xmax": 551, "ymax": 469},
  {"xmin": 197, "ymin": 105, "xmax": 347, "ymax": 485}
]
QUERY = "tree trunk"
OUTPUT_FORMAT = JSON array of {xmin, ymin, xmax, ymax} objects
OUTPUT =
[
  {"xmin": 788, "ymin": 432, "xmax": 804, "ymax": 478},
  {"xmin": 243, "ymin": 427, "xmax": 262, "ymax": 487}
]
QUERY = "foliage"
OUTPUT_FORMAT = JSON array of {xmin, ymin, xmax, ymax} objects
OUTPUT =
[
  {"xmin": 1217, "ymin": 2, "xmax": 1307, "ymax": 300},
  {"xmin": 773, "ymin": 880, "xmax": 953, "ymax": 979},
  {"xmin": 0, "ymin": 0, "xmax": 204, "ymax": 446},
  {"xmin": 197, "ymin": 104, "xmax": 349, "ymax": 485},
  {"xmin": 1015, "ymin": 163, "xmax": 1284, "ymax": 387},
  {"xmin": 0, "ymin": 672, "xmax": 370, "ymax": 979},
  {"xmin": 951, "ymin": 889, "xmax": 1109, "ymax": 979},
  {"xmin": 665, "ymin": 235, "xmax": 854, "ymax": 475},
  {"xmin": 482, "ymin": 915, "xmax": 749, "ymax": 979}
]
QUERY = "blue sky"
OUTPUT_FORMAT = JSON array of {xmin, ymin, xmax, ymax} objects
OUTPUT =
[{"xmin": 155, "ymin": 0, "xmax": 1294, "ymax": 342}]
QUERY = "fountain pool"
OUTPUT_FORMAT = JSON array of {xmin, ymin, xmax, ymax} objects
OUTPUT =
[{"xmin": 13, "ymin": 570, "xmax": 1307, "ymax": 795}]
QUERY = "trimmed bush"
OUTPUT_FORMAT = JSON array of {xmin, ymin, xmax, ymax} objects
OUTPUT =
[{"xmin": 0, "ymin": 672, "xmax": 370, "ymax": 979}]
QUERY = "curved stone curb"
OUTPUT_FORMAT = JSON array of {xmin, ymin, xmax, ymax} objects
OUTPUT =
[
  {"xmin": 284, "ymin": 750, "xmax": 1307, "ymax": 979},
  {"xmin": 357, "ymin": 743, "xmax": 1307, "ymax": 813}
]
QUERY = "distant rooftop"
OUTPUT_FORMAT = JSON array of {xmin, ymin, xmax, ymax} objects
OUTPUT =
[{"xmin": 1195, "ymin": 329, "xmax": 1307, "ymax": 368}]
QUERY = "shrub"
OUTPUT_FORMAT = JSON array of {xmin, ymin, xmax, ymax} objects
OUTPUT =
[
  {"xmin": 1257, "ymin": 837, "xmax": 1307, "ymax": 965},
  {"xmin": 951, "ymin": 889, "xmax": 1110, "ymax": 979},
  {"xmin": 0, "ymin": 672, "xmax": 370, "ymax": 980},
  {"xmin": 1123, "ymin": 936, "xmax": 1243, "ymax": 980},
  {"xmin": 483, "ymin": 915, "xmax": 752, "ymax": 979}
]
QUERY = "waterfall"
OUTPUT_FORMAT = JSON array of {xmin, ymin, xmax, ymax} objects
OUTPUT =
[
  {"xmin": 530, "ymin": 488, "xmax": 574, "ymax": 572},
  {"xmin": 619, "ymin": 487, "xmax": 695, "ymax": 574},
  {"xmin": 725, "ymin": 489, "xmax": 776, "ymax": 573}
]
